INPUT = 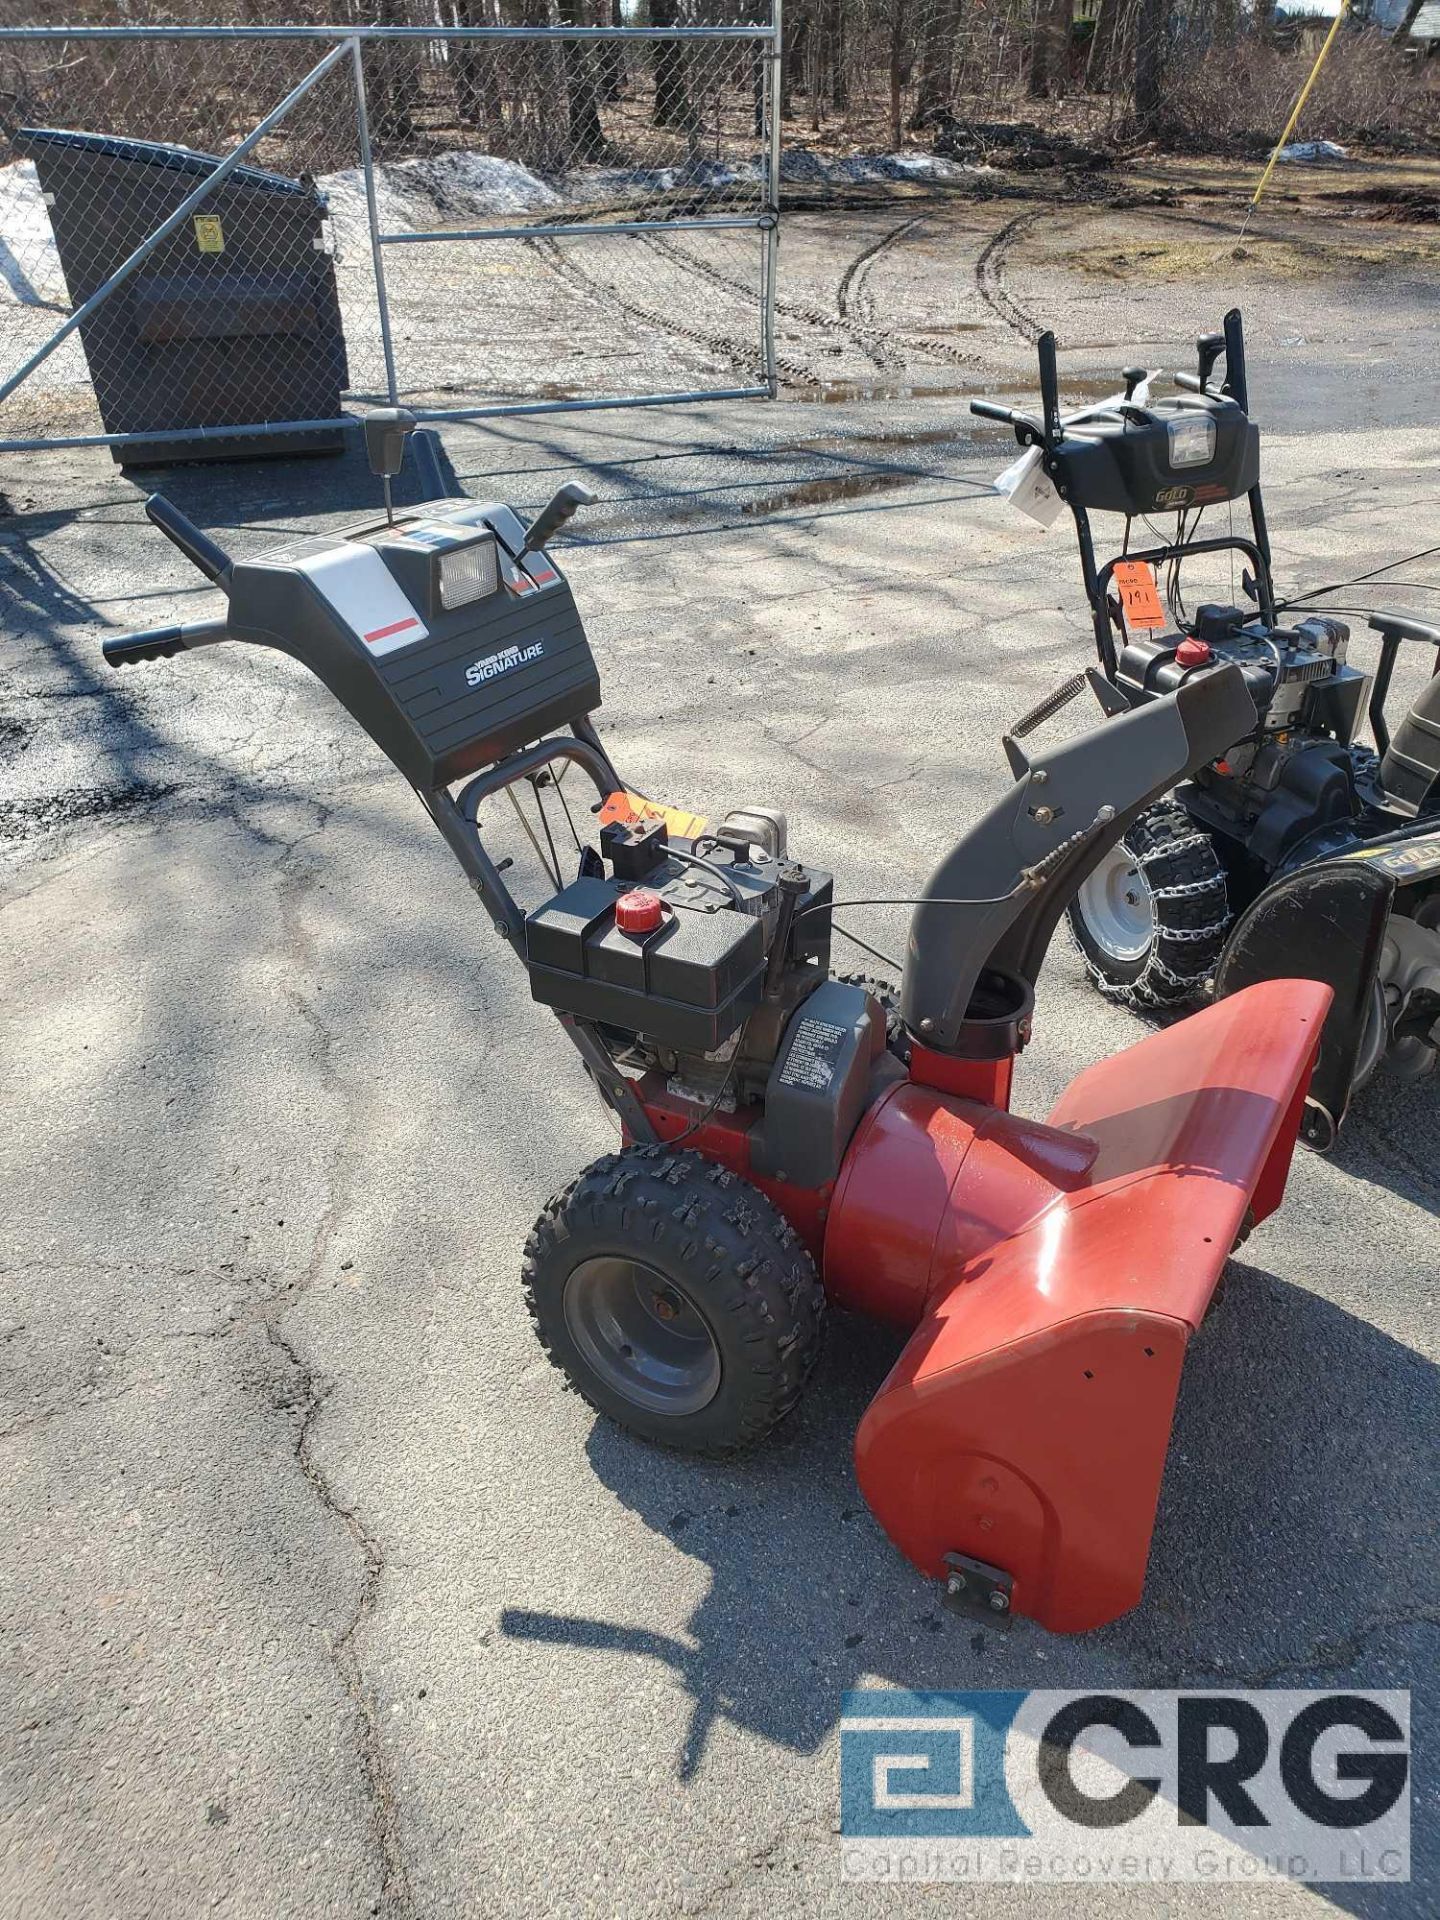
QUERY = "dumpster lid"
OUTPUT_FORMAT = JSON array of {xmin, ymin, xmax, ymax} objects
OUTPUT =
[{"xmin": 15, "ymin": 127, "xmax": 315, "ymax": 199}]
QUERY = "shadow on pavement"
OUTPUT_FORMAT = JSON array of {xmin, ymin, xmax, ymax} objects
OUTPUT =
[{"xmin": 502, "ymin": 1265, "xmax": 1435, "ymax": 1912}]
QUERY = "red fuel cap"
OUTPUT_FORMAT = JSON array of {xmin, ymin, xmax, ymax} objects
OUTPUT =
[
  {"xmin": 1176, "ymin": 637, "xmax": 1214, "ymax": 668},
  {"xmin": 615, "ymin": 887, "xmax": 665, "ymax": 937}
]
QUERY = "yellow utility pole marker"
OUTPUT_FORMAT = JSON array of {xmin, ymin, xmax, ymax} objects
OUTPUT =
[{"xmin": 1243, "ymin": 0, "xmax": 1352, "ymax": 235}]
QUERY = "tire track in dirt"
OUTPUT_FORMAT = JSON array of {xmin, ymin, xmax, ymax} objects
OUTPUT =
[
  {"xmin": 836, "ymin": 214, "xmax": 985, "ymax": 372},
  {"xmin": 974, "ymin": 209, "xmax": 1047, "ymax": 344},
  {"xmin": 527, "ymin": 225, "xmax": 822, "ymax": 390},
  {"xmin": 640, "ymin": 227, "xmax": 904, "ymax": 374},
  {"xmin": 650, "ymin": 217, "xmax": 979, "ymax": 379}
]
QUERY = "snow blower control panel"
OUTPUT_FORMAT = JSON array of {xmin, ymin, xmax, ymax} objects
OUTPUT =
[
  {"xmin": 221, "ymin": 496, "xmax": 601, "ymax": 791},
  {"xmin": 1048, "ymin": 392, "xmax": 1260, "ymax": 517}
]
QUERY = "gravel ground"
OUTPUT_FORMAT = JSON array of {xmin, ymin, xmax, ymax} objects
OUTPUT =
[{"xmin": 1, "ymin": 190, "xmax": 1438, "ymax": 1920}]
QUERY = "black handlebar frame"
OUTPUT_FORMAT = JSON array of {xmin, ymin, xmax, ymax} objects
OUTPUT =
[
  {"xmin": 145, "ymin": 494, "xmax": 234, "ymax": 588},
  {"xmin": 970, "ymin": 307, "xmax": 1278, "ymax": 679}
]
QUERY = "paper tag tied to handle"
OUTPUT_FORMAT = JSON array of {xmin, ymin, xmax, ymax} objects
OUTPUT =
[
  {"xmin": 1112, "ymin": 559, "xmax": 1168, "ymax": 631},
  {"xmin": 995, "ymin": 445, "xmax": 1064, "ymax": 527}
]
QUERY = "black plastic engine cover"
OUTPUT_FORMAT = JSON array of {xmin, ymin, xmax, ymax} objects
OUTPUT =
[
  {"xmin": 749, "ymin": 980, "xmax": 887, "ymax": 1189},
  {"xmin": 525, "ymin": 850, "xmax": 834, "ymax": 1051}
]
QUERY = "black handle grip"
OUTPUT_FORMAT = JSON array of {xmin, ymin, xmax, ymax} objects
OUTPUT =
[
  {"xmin": 970, "ymin": 399, "xmax": 1020, "ymax": 425},
  {"xmin": 1222, "ymin": 308, "xmax": 1248, "ymax": 409},
  {"xmin": 1370, "ymin": 610, "xmax": 1440, "ymax": 648},
  {"xmin": 363, "ymin": 406, "xmax": 417, "ymax": 480},
  {"xmin": 1196, "ymin": 329, "xmax": 1226, "ymax": 391},
  {"xmin": 102, "ymin": 624, "xmax": 188, "ymax": 667},
  {"xmin": 101, "ymin": 616, "xmax": 230, "ymax": 669},
  {"xmin": 522, "ymin": 482, "xmax": 597, "ymax": 555},
  {"xmin": 145, "ymin": 494, "xmax": 233, "ymax": 587}
]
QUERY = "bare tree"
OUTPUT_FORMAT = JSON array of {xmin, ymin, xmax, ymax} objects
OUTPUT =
[
  {"xmin": 558, "ymin": 0, "xmax": 606, "ymax": 156},
  {"xmin": 1133, "ymin": 0, "xmax": 1169, "ymax": 124},
  {"xmin": 651, "ymin": 0, "xmax": 697, "ymax": 130},
  {"xmin": 913, "ymin": 0, "xmax": 962, "ymax": 124},
  {"xmin": 1029, "ymin": 0, "xmax": 1074, "ymax": 97}
]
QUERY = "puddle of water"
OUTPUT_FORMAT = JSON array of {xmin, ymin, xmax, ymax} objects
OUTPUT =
[
  {"xmin": 740, "ymin": 468, "xmax": 918, "ymax": 516},
  {"xmin": 789, "ymin": 419, "xmax": 973, "ymax": 458},
  {"xmin": 792, "ymin": 378, "xmax": 973, "ymax": 405}
]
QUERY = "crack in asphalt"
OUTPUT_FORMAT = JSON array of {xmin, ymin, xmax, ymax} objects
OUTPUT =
[
  {"xmin": 218, "ymin": 796, "xmax": 414, "ymax": 1917},
  {"xmin": 1146, "ymin": 1607, "xmax": 1440, "ymax": 1690},
  {"xmin": 265, "ymin": 1321, "xmax": 413, "ymax": 1918}
]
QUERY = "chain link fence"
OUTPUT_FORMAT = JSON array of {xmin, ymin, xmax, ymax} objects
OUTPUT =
[{"xmin": 0, "ymin": 19, "xmax": 780, "ymax": 457}]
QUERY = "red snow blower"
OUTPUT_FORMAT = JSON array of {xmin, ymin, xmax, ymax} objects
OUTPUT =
[{"xmin": 100, "ymin": 412, "xmax": 1330, "ymax": 1631}]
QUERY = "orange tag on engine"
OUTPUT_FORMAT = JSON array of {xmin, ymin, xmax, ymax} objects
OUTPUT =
[
  {"xmin": 1112, "ymin": 559, "xmax": 1167, "ymax": 630},
  {"xmin": 598, "ymin": 789, "xmax": 708, "ymax": 841}
]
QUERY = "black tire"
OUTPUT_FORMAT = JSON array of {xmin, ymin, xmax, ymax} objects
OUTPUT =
[
  {"xmin": 833, "ymin": 970, "xmax": 910, "ymax": 1061},
  {"xmin": 1067, "ymin": 800, "xmax": 1231, "ymax": 1010},
  {"xmin": 523, "ymin": 1146, "xmax": 825, "ymax": 1456}
]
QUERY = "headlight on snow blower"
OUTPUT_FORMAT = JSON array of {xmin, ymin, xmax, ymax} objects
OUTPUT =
[
  {"xmin": 1167, "ymin": 414, "xmax": 1217, "ymax": 469},
  {"xmin": 437, "ymin": 534, "xmax": 500, "ymax": 611}
]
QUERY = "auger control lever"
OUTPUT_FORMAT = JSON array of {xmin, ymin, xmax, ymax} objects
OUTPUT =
[
  {"xmin": 522, "ymin": 483, "xmax": 597, "ymax": 557},
  {"xmin": 363, "ymin": 408, "xmax": 418, "ymax": 480},
  {"xmin": 363, "ymin": 408, "xmax": 418, "ymax": 525},
  {"xmin": 1196, "ymin": 330, "xmax": 1226, "ymax": 391}
]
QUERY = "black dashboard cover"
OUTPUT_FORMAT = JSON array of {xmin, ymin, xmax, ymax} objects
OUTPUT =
[
  {"xmin": 1049, "ymin": 398, "xmax": 1260, "ymax": 516},
  {"xmin": 223, "ymin": 501, "xmax": 602, "ymax": 790}
]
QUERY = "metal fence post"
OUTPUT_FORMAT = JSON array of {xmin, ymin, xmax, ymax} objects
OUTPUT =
[
  {"xmin": 350, "ymin": 34, "xmax": 400, "ymax": 407},
  {"xmin": 763, "ymin": 0, "xmax": 782, "ymax": 399}
]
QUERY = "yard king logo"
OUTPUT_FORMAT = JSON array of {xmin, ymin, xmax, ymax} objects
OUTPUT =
[
  {"xmin": 465, "ymin": 640, "xmax": 544, "ymax": 688},
  {"xmin": 839, "ymin": 1690, "xmax": 1409, "ymax": 1884}
]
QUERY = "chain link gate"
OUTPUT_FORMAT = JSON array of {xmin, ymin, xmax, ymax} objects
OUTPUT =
[{"xmin": 0, "ymin": 17, "xmax": 781, "ymax": 458}]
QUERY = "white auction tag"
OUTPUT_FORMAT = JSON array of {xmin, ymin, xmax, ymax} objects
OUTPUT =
[{"xmin": 995, "ymin": 445, "xmax": 1064, "ymax": 527}]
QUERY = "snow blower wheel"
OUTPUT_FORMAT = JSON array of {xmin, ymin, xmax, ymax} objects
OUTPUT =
[
  {"xmin": 524, "ymin": 1148, "xmax": 824, "ymax": 1454},
  {"xmin": 1069, "ymin": 801, "xmax": 1230, "ymax": 1008}
]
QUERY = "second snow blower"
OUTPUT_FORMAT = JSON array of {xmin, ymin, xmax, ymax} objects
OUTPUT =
[
  {"xmin": 100, "ymin": 410, "xmax": 1329, "ymax": 1632},
  {"xmin": 971, "ymin": 310, "xmax": 1440, "ymax": 1148}
]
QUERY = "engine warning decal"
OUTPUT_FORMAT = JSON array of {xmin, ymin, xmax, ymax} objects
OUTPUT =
[
  {"xmin": 778, "ymin": 1017, "xmax": 848, "ymax": 1092},
  {"xmin": 296, "ymin": 545, "xmax": 430, "ymax": 659},
  {"xmin": 598, "ymin": 790, "xmax": 709, "ymax": 840},
  {"xmin": 1112, "ymin": 559, "xmax": 1167, "ymax": 631}
]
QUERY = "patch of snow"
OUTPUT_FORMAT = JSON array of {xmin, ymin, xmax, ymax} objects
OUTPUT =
[
  {"xmin": 1277, "ymin": 139, "xmax": 1350, "ymax": 163},
  {"xmin": 0, "ymin": 160, "xmax": 67, "ymax": 308},
  {"xmin": 319, "ymin": 152, "xmax": 561, "ymax": 240},
  {"xmin": 780, "ymin": 148, "xmax": 990, "ymax": 186}
]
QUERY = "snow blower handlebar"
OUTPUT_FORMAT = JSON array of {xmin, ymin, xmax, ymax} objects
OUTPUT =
[{"xmin": 969, "ymin": 309, "xmax": 1275, "ymax": 680}]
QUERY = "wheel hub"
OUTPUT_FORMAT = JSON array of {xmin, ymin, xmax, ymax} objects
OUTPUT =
[
  {"xmin": 1076, "ymin": 844, "xmax": 1157, "ymax": 963},
  {"xmin": 563, "ymin": 1257, "xmax": 721, "ymax": 1415}
]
